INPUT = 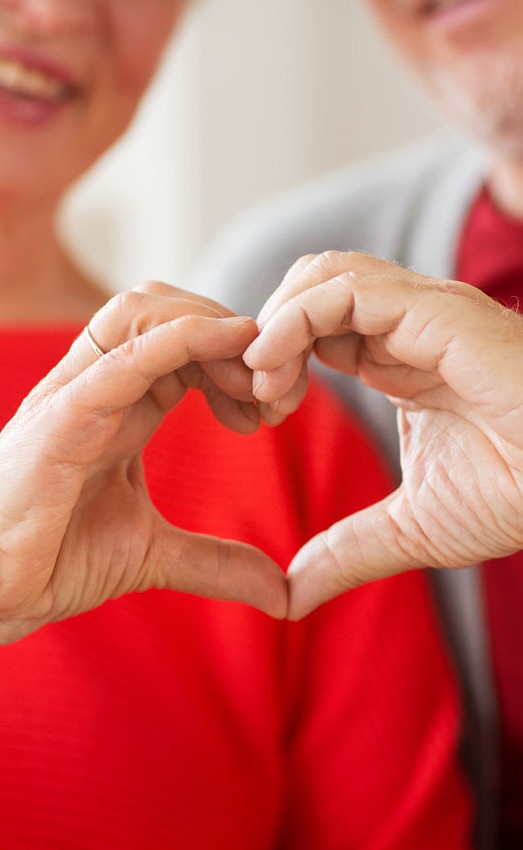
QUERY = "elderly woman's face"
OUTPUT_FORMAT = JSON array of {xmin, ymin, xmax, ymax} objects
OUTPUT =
[
  {"xmin": 367, "ymin": 0, "xmax": 523, "ymax": 157},
  {"xmin": 0, "ymin": 0, "xmax": 186, "ymax": 199}
]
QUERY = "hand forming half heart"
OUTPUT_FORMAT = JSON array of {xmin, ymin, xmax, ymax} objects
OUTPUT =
[
  {"xmin": 245, "ymin": 251, "xmax": 523, "ymax": 620},
  {"xmin": 0, "ymin": 283, "xmax": 284, "ymax": 645}
]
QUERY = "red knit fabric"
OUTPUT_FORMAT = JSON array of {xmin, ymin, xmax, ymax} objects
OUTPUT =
[
  {"xmin": 0, "ymin": 326, "xmax": 471, "ymax": 849},
  {"xmin": 457, "ymin": 187, "xmax": 523, "ymax": 848}
]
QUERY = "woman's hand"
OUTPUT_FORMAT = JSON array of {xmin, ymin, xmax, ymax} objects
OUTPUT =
[
  {"xmin": 244, "ymin": 251, "xmax": 523, "ymax": 619},
  {"xmin": 0, "ymin": 282, "xmax": 286, "ymax": 644}
]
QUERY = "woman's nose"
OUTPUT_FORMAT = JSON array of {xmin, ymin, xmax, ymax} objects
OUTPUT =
[{"xmin": 0, "ymin": 0, "xmax": 99, "ymax": 36}]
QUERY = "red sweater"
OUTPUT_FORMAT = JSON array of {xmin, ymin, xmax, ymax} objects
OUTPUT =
[{"xmin": 0, "ymin": 326, "xmax": 471, "ymax": 849}]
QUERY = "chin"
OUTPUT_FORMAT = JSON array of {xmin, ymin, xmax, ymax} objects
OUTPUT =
[
  {"xmin": 426, "ymin": 47, "xmax": 523, "ymax": 160},
  {"xmin": 0, "ymin": 150, "xmax": 72, "ymax": 203}
]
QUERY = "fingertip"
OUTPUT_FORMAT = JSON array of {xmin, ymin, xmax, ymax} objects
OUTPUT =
[
  {"xmin": 286, "ymin": 564, "xmax": 319, "ymax": 621},
  {"xmin": 257, "ymin": 401, "xmax": 289, "ymax": 428},
  {"xmin": 220, "ymin": 316, "xmax": 259, "ymax": 351},
  {"xmin": 222, "ymin": 316, "xmax": 257, "ymax": 328},
  {"xmin": 159, "ymin": 528, "xmax": 289, "ymax": 618},
  {"xmin": 238, "ymin": 401, "xmax": 261, "ymax": 434},
  {"xmin": 237, "ymin": 548, "xmax": 289, "ymax": 620},
  {"xmin": 285, "ymin": 600, "xmax": 312, "ymax": 622},
  {"xmin": 286, "ymin": 534, "xmax": 342, "ymax": 619},
  {"xmin": 201, "ymin": 357, "xmax": 256, "ymax": 403},
  {"xmin": 261, "ymin": 569, "xmax": 289, "ymax": 620},
  {"xmin": 243, "ymin": 338, "xmax": 261, "ymax": 370},
  {"xmin": 252, "ymin": 370, "xmax": 267, "ymax": 400},
  {"xmin": 256, "ymin": 363, "xmax": 308, "ymax": 426},
  {"xmin": 252, "ymin": 359, "xmax": 303, "ymax": 403},
  {"xmin": 243, "ymin": 320, "xmax": 285, "ymax": 371},
  {"xmin": 216, "ymin": 402, "xmax": 260, "ymax": 435}
]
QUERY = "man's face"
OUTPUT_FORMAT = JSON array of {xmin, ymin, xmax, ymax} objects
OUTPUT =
[{"xmin": 367, "ymin": 0, "xmax": 523, "ymax": 159}]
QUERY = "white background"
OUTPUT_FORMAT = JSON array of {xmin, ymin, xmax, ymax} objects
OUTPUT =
[{"xmin": 59, "ymin": 0, "xmax": 442, "ymax": 293}]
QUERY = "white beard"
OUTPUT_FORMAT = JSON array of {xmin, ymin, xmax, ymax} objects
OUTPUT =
[{"xmin": 426, "ymin": 47, "xmax": 523, "ymax": 160}]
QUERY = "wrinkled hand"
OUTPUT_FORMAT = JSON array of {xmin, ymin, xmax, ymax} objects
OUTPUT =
[
  {"xmin": 0, "ymin": 282, "xmax": 286, "ymax": 644},
  {"xmin": 244, "ymin": 251, "xmax": 523, "ymax": 619}
]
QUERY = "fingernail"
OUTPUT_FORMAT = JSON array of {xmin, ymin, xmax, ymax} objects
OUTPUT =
[
  {"xmin": 253, "ymin": 371, "xmax": 266, "ymax": 396},
  {"xmin": 222, "ymin": 316, "xmax": 254, "ymax": 326}
]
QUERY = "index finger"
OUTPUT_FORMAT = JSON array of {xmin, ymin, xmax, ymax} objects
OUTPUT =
[
  {"xmin": 43, "ymin": 286, "xmax": 243, "ymax": 394},
  {"xmin": 245, "ymin": 273, "xmax": 356, "ymax": 372},
  {"xmin": 245, "ymin": 270, "xmax": 523, "ymax": 433},
  {"xmin": 64, "ymin": 315, "xmax": 258, "ymax": 416},
  {"xmin": 256, "ymin": 250, "xmax": 417, "ymax": 326}
]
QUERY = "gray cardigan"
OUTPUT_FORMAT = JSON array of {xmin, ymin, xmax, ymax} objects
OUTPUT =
[{"xmin": 190, "ymin": 133, "xmax": 499, "ymax": 848}]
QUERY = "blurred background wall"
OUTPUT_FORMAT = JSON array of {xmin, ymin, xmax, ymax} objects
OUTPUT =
[{"xmin": 59, "ymin": 0, "xmax": 442, "ymax": 293}]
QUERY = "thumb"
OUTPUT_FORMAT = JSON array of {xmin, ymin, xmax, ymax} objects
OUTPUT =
[
  {"xmin": 287, "ymin": 491, "xmax": 419, "ymax": 620},
  {"xmin": 151, "ymin": 519, "xmax": 288, "ymax": 619}
]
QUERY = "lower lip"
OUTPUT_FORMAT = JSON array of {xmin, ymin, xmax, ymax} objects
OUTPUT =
[
  {"xmin": 427, "ymin": 0, "xmax": 501, "ymax": 34},
  {"xmin": 0, "ymin": 87, "xmax": 72, "ymax": 126}
]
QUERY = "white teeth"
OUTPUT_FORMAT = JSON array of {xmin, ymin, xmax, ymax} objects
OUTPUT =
[{"xmin": 0, "ymin": 58, "xmax": 68, "ymax": 101}]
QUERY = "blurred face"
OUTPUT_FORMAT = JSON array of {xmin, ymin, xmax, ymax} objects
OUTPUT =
[
  {"xmin": 367, "ymin": 0, "xmax": 523, "ymax": 159},
  {"xmin": 0, "ymin": 0, "xmax": 186, "ymax": 203}
]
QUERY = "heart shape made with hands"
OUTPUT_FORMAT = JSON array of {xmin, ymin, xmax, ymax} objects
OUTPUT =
[{"xmin": 4, "ymin": 252, "xmax": 523, "ymax": 646}]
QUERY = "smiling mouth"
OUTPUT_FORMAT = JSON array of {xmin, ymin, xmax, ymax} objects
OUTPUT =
[{"xmin": 0, "ymin": 56, "xmax": 73, "ymax": 102}]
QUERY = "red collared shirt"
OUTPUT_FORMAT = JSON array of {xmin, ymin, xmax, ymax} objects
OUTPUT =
[{"xmin": 458, "ymin": 186, "xmax": 523, "ymax": 849}]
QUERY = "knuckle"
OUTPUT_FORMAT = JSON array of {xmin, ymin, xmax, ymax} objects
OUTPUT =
[
  {"xmin": 136, "ymin": 279, "xmax": 180, "ymax": 297},
  {"xmin": 103, "ymin": 290, "xmax": 152, "ymax": 342},
  {"xmin": 287, "ymin": 254, "xmax": 317, "ymax": 278},
  {"xmin": 108, "ymin": 290, "xmax": 146, "ymax": 318},
  {"xmin": 171, "ymin": 313, "xmax": 199, "ymax": 334},
  {"xmin": 177, "ymin": 312, "xmax": 221, "ymax": 343},
  {"xmin": 323, "ymin": 249, "xmax": 368, "ymax": 271},
  {"xmin": 166, "ymin": 317, "xmax": 194, "ymax": 362},
  {"xmin": 296, "ymin": 252, "xmax": 317, "ymax": 267},
  {"xmin": 206, "ymin": 538, "xmax": 234, "ymax": 597},
  {"xmin": 118, "ymin": 333, "xmax": 145, "ymax": 360},
  {"xmin": 135, "ymin": 279, "xmax": 162, "ymax": 295},
  {"xmin": 324, "ymin": 249, "xmax": 345, "ymax": 263},
  {"xmin": 107, "ymin": 336, "xmax": 156, "ymax": 387},
  {"xmin": 309, "ymin": 250, "xmax": 346, "ymax": 275}
]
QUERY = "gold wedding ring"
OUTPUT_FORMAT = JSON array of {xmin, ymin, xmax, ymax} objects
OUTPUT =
[{"xmin": 83, "ymin": 325, "xmax": 106, "ymax": 359}]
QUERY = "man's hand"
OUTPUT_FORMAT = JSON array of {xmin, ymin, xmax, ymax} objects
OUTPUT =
[
  {"xmin": 0, "ymin": 282, "xmax": 286, "ymax": 644},
  {"xmin": 244, "ymin": 251, "xmax": 523, "ymax": 619}
]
